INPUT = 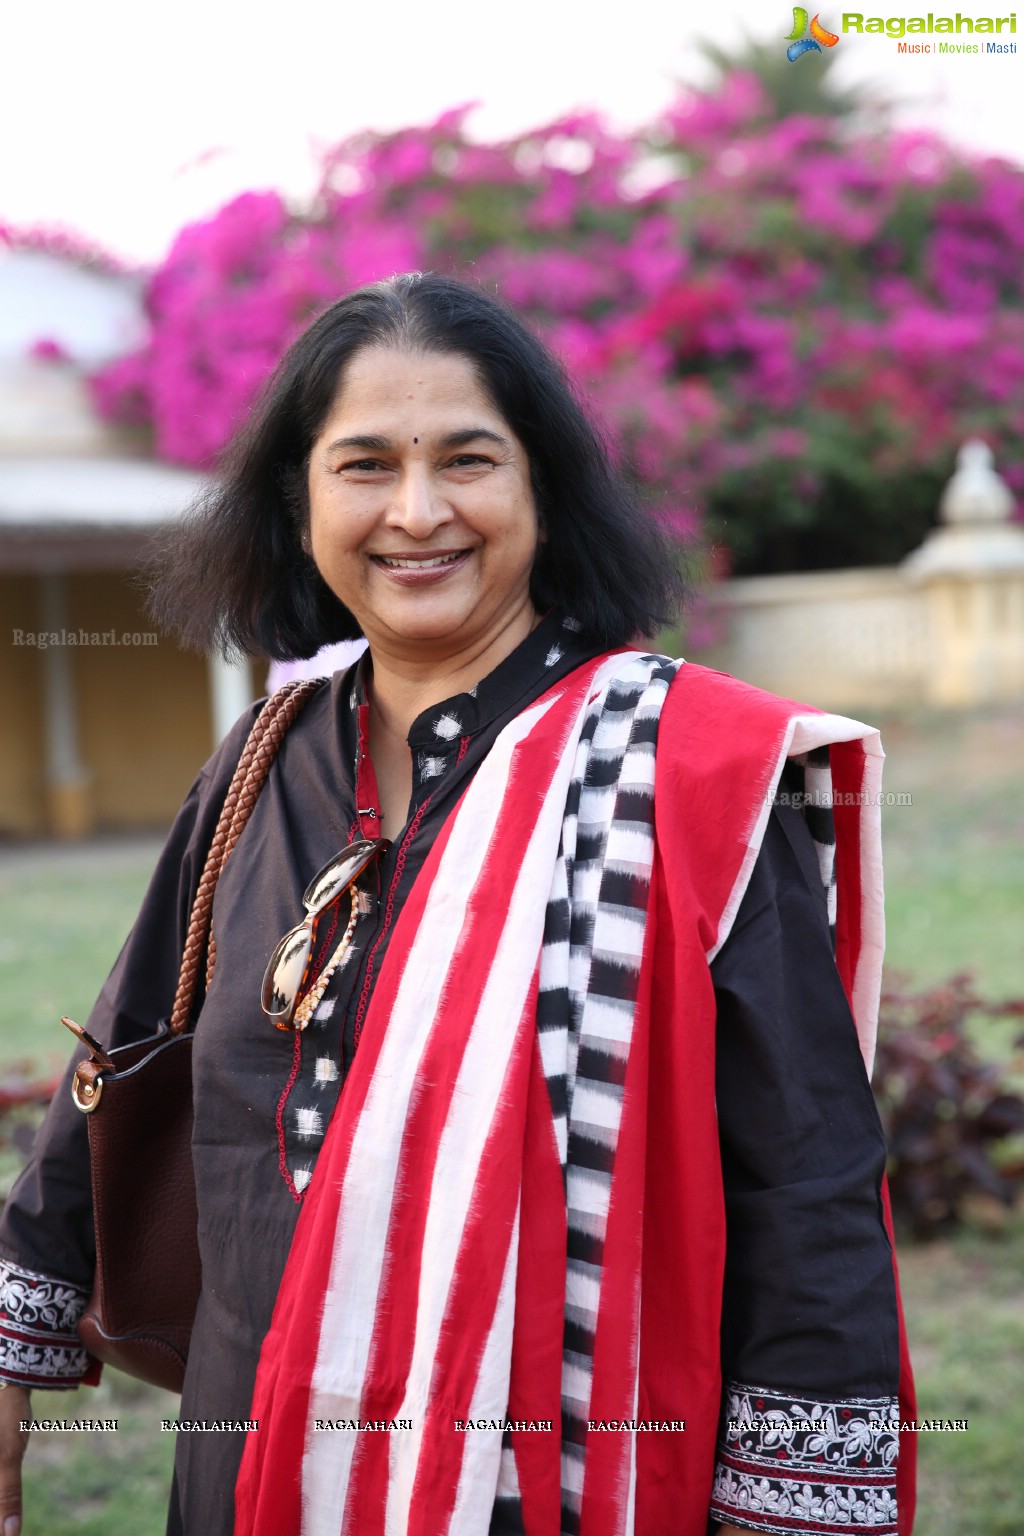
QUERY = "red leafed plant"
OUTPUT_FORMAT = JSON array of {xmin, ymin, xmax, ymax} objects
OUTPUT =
[
  {"xmin": 0, "ymin": 1066, "xmax": 60, "ymax": 1116},
  {"xmin": 873, "ymin": 976, "xmax": 1024, "ymax": 1237}
]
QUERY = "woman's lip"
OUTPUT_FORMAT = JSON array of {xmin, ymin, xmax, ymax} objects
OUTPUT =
[{"xmin": 369, "ymin": 549, "xmax": 473, "ymax": 584}]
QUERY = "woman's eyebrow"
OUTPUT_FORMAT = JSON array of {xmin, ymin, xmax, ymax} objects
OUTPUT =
[
  {"xmin": 325, "ymin": 427, "xmax": 511, "ymax": 454},
  {"xmin": 437, "ymin": 428, "xmax": 511, "ymax": 450},
  {"xmin": 325, "ymin": 433, "xmax": 392, "ymax": 453}
]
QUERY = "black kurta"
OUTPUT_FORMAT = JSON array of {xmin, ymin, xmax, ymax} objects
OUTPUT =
[{"xmin": 0, "ymin": 612, "xmax": 898, "ymax": 1536}]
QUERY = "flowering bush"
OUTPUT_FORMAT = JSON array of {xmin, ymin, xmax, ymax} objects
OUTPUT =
[{"xmin": 85, "ymin": 81, "xmax": 1024, "ymax": 573}]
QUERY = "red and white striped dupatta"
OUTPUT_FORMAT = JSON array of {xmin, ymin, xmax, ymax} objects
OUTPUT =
[{"xmin": 233, "ymin": 656, "xmax": 916, "ymax": 1536}]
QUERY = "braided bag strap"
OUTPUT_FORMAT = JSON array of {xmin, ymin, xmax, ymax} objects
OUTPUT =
[{"xmin": 168, "ymin": 677, "xmax": 326, "ymax": 1035}]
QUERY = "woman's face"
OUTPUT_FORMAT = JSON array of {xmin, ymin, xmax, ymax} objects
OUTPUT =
[{"xmin": 306, "ymin": 346, "xmax": 541, "ymax": 663}]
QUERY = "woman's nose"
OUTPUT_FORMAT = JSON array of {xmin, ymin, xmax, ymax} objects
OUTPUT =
[{"xmin": 386, "ymin": 467, "xmax": 454, "ymax": 536}]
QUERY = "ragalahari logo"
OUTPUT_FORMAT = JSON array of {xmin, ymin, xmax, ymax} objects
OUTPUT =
[{"xmin": 786, "ymin": 7, "xmax": 841, "ymax": 58}]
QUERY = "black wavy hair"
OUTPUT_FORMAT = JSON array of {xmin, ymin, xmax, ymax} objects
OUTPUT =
[{"xmin": 148, "ymin": 272, "xmax": 687, "ymax": 657}]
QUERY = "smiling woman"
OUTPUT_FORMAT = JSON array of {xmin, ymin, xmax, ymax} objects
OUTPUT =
[
  {"xmin": 307, "ymin": 352, "xmax": 540, "ymax": 672},
  {"xmin": 0, "ymin": 274, "xmax": 915, "ymax": 1536}
]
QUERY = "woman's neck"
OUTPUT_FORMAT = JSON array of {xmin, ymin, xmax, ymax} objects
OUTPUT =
[{"xmin": 365, "ymin": 605, "xmax": 542, "ymax": 746}]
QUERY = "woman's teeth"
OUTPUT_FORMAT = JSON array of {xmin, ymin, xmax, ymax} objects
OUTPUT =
[{"xmin": 377, "ymin": 552, "xmax": 466, "ymax": 569}]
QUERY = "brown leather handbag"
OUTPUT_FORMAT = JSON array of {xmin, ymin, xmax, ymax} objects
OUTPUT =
[{"xmin": 61, "ymin": 679, "xmax": 322, "ymax": 1394}]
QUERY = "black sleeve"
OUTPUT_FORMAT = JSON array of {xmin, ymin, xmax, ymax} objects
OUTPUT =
[
  {"xmin": 0, "ymin": 705, "xmax": 260, "ymax": 1387},
  {"xmin": 712, "ymin": 799, "xmax": 900, "ymax": 1395},
  {"xmin": 707, "ymin": 795, "xmax": 902, "ymax": 1533}
]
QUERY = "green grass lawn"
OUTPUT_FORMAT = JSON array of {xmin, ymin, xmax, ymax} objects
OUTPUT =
[
  {"xmin": 0, "ymin": 701, "xmax": 1021, "ymax": 1534},
  {"xmin": 21, "ymin": 1372, "xmax": 177, "ymax": 1536},
  {"xmin": 875, "ymin": 702, "xmax": 1024, "ymax": 1004},
  {"xmin": 0, "ymin": 837, "xmax": 162, "ymax": 1074},
  {"xmin": 896, "ymin": 1214, "xmax": 1024, "ymax": 1536}
]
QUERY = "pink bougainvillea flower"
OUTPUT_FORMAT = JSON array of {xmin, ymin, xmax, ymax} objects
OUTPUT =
[{"xmin": 60, "ymin": 76, "xmax": 1024, "ymax": 560}]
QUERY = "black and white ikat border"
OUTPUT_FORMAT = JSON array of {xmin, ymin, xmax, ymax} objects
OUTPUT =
[
  {"xmin": 709, "ymin": 1381, "xmax": 900, "ymax": 1534},
  {"xmin": 0, "ymin": 1257, "xmax": 91, "ymax": 1387},
  {"xmin": 493, "ymin": 651, "xmax": 681, "ymax": 1536}
]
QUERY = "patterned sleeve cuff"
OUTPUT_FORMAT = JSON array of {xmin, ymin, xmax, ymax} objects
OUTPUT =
[
  {"xmin": 710, "ymin": 1381, "xmax": 899, "ymax": 1534},
  {"xmin": 0, "ymin": 1257, "xmax": 99, "ymax": 1389}
]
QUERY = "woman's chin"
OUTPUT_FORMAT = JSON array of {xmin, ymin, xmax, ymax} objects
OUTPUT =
[
  {"xmin": 352, "ymin": 586, "xmax": 535, "ymax": 662},
  {"xmin": 367, "ymin": 609, "xmax": 476, "ymax": 654}
]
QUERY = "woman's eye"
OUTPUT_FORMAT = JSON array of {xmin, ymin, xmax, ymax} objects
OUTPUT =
[{"xmin": 336, "ymin": 454, "xmax": 490, "ymax": 473}]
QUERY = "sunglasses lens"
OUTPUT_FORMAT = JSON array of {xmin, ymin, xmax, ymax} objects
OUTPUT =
[
  {"xmin": 302, "ymin": 838, "xmax": 387, "ymax": 910},
  {"xmin": 261, "ymin": 927, "xmax": 314, "ymax": 1021},
  {"xmin": 263, "ymin": 839, "xmax": 388, "ymax": 1028}
]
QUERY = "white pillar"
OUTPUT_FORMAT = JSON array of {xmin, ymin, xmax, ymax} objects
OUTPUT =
[
  {"xmin": 208, "ymin": 651, "xmax": 255, "ymax": 743},
  {"xmin": 904, "ymin": 441, "xmax": 1024, "ymax": 705},
  {"xmin": 38, "ymin": 571, "xmax": 92, "ymax": 836}
]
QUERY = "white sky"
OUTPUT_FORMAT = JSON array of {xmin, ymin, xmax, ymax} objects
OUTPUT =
[{"xmin": 2, "ymin": 0, "xmax": 1022, "ymax": 265}]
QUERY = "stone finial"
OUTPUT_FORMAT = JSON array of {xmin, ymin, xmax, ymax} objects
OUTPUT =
[
  {"xmin": 939, "ymin": 439, "xmax": 1015, "ymax": 526},
  {"xmin": 904, "ymin": 438, "xmax": 1024, "ymax": 579}
]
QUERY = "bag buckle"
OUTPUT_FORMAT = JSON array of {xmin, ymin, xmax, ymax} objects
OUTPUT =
[{"xmin": 63, "ymin": 1017, "xmax": 114, "ymax": 1115}]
